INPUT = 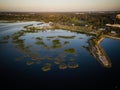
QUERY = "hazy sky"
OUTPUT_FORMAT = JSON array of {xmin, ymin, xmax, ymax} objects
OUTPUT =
[{"xmin": 0, "ymin": 0, "xmax": 120, "ymax": 12}]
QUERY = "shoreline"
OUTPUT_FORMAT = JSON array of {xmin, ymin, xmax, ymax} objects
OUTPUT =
[{"xmin": 1, "ymin": 20, "xmax": 120, "ymax": 43}]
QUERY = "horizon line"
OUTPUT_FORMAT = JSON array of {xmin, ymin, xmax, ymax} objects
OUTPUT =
[{"xmin": 0, "ymin": 10, "xmax": 120, "ymax": 13}]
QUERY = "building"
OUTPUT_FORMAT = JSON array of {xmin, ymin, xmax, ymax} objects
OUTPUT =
[{"xmin": 116, "ymin": 14, "xmax": 120, "ymax": 20}]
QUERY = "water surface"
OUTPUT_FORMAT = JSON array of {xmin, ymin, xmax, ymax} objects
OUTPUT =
[{"xmin": 0, "ymin": 22, "xmax": 120, "ymax": 89}]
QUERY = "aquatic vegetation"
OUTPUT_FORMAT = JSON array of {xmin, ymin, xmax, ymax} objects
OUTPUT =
[
  {"xmin": 68, "ymin": 62, "xmax": 79, "ymax": 68},
  {"xmin": 13, "ymin": 38, "xmax": 26, "ymax": 51},
  {"xmin": 29, "ymin": 53, "xmax": 39, "ymax": 60},
  {"xmin": 51, "ymin": 39, "xmax": 63, "ymax": 49},
  {"xmin": 54, "ymin": 60, "xmax": 61, "ymax": 64},
  {"xmin": 59, "ymin": 63, "xmax": 67, "ymax": 69},
  {"xmin": 47, "ymin": 36, "xmax": 56, "ymax": 38},
  {"xmin": 64, "ymin": 48, "xmax": 76, "ymax": 54},
  {"xmin": 11, "ymin": 29, "xmax": 79, "ymax": 71},
  {"xmin": 35, "ymin": 40, "xmax": 49, "ymax": 49},
  {"xmin": 52, "ymin": 39, "xmax": 60, "ymax": 45},
  {"xmin": 26, "ymin": 61, "xmax": 34, "ymax": 65},
  {"xmin": 41, "ymin": 63, "xmax": 51, "ymax": 72},
  {"xmin": 16, "ymin": 40, "xmax": 25, "ymax": 49},
  {"xmin": 36, "ymin": 37, "xmax": 43, "ymax": 40},
  {"xmin": 0, "ymin": 35, "xmax": 10, "ymax": 44},
  {"xmin": 12, "ymin": 31, "xmax": 25, "ymax": 41},
  {"xmin": 3, "ymin": 35, "xmax": 10, "ymax": 40},
  {"xmin": 25, "ymin": 45, "xmax": 32, "ymax": 49},
  {"xmin": 64, "ymin": 41, "xmax": 70, "ymax": 45},
  {"xmin": 31, "ymin": 57, "xmax": 39, "ymax": 60},
  {"xmin": 51, "ymin": 45, "xmax": 62, "ymax": 49},
  {"xmin": 39, "ymin": 42, "xmax": 48, "ymax": 48},
  {"xmin": 58, "ymin": 36, "xmax": 75, "ymax": 39},
  {"xmin": 10, "ymin": 29, "xmax": 88, "ymax": 71},
  {"xmin": 24, "ymin": 25, "xmax": 29, "ymax": 29},
  {"xmin": 35, "ymin": 41, "xmax": 45, "ymax": 45},
  {"xmin": 54, "ymin": 59, "xmax": 64, "ymax": 64}
]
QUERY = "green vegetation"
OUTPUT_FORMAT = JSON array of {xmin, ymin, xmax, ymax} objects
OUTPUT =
[
  {"xmin": 51, "ymin": 39, "xmax": 63, "ymax": 49},
  {"xmin": 26, "ymin": 61, "xmax": 34, "ymax": 65},
  {"xmin": 35, "ymin": 41, "xmax": 45, "ymax": 45},
  {"xmin": 0, "ymin": 35, "xmax": 10, "ymax": 44},
  {"xmin": 14, "ymin": 39, "xmax": 25, "ymax": 49},
  {"xmin": 35, "ymin": 39, "xmax": 49, "ymax": 49},
  {"xmin": 64, "ymin": 41, "xmax": 70, "ymax": 45},
  {"xmin": 58, "ymin": 36, "xmax": 75, "ymax": 39},
  {"xmin": 59, "ymin": 63, "xmax": 67, "ymax": 69},
  {"xmin": 2, "ymin": 12, "xmax": 119, "ymax": 38},
  {"xmin": 36, "ymin": 37, "xmax": 43, "ymax": 40},
  {"xmin": 64, "ymin": 48, "xmax": 76, "ymax": 54},
  {"xmin": 54, "ymin": 59, "xmax": 64, "ymax": 64},
  {"xmin": 68, "ymin": 62, "xmax": 79, "ymax": 68},
  {"xmin": 3, "ymin": 35, "xmax": 10, "ymax": 40},
  {"xmin": 41, "ymin": 63, "xmax": 51, "ymax": 72},
  {"xmin": 52, "ymin": 39, "xmax": 60, "ymax": 44},
  {"xmin": 12, "ymin": 31, "xmax": 24, "ymax": 41},
  {"xmin": 0, "ymin": 12, "xmax": 118, "ymax": 29},
  {"xmin": 51, "ymin": 45, "xmax": 62, "ymax": 49},
  {"xmin": 6, "ymin": 11, "xmax": 120, "ymax": 71}
]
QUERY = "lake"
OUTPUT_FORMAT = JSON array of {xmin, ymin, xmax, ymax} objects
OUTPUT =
[{"xmin": 0, "ymin": 22, "xmax": 120, "ymax": 89}]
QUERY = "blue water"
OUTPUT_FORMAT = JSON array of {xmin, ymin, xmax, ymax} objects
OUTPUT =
[{"xmin": 0, "ymin": 22, "xmax": 120, "ymax": 90}]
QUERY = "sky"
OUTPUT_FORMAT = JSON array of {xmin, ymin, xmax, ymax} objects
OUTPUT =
[{"xmin": 0, "ymin": 0, "xmax": 120, "ymax": 12}]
